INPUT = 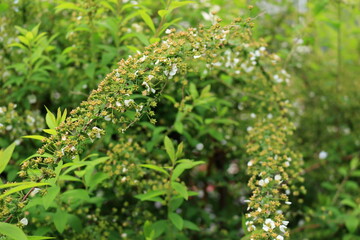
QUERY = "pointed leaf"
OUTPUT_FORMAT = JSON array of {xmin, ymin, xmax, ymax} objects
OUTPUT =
[
  {"xmin": 0, "ymin": 182, "xmax": 50, "ymax": 200},
  {"xmin": 183, "ymin": 220, "xmax": 200, "ymax": 231},
  {"xmin": 164, "ymin": 136, "xmax": 176, "ymax": 164},
  {"xmin": 0, "ymin": 142, "xmax": 16, "ymax": 174},
  {"xmin": 168, "ymin": 212, "xmax": 183, "ymax": 230},
  {"xmin": 22, "ymin": 135, "xmax": 46, "ymax": 141},
  {"xmin": 135, "ymin": 190, "xmax": 166, "ymax": 201},
  {"xmin": 171, "ymin": 182, "xmax": 188, "ymax": 200},
  {"xmin": 140, "ymin": 164, "xmax": 169, "ymax": 176},
  {"xmin": 0, "ymin": 222, "xmax": 27, "ymax": 240},
  {"xmin": 139, "ymin": 10, "xmax": 155, "ymax": 33},
  {"xmin": 53, "ymin": 208, "xmax": 68, "ymax": 233},
  {"xmin": 42, "ymin": 185, "xmax": 60, "ymax": 210},
  {"xmin": 45, "ymin": 106, "xmax": 57, "ymax": 129}
]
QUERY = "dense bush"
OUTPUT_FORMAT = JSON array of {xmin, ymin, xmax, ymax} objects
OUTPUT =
[{"xmin": 0, "ymin": 0, "xmax": 359, "ymax": 239}]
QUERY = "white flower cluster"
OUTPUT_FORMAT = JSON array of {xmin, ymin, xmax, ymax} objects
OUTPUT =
[
  {"xmin": 258, "ymin": 177, "xmax": 271, "ymax": 186},
  {"xmin": 273, "ymin": 70, "xmax": 291, "ymax": 84},
  {"xmin": 260, "ymin": 218, "xmax": 289, "ymax": 240},
  {"xmin": 142, "ymin": 79, "xmax": 156, "ymax": 94},
  {"xmin": 164, "ymin": 64, "xmax": 178, "ymax": 79}
]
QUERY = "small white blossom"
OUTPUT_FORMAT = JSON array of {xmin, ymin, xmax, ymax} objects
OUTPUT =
[
  {"xmin": 168, "ymin": 64, "xmax": 178, "ymax": 78},
  {"xmin": 263, "ymin": 225, "xmax": 269, "ymax": 232},
  {"xmin": 212, "ymin": 62, "xmax": 222, "ymax": 67},
  {"xmin": 124, "ymin": 99, "xmax": 134, "ymax": 107},
  {"xmin": 282, "ymin": 221, "xmax": 289, "ymax": 226},
  {"xmin": 279, "ymin": 224, "xmax": 287, "ymax": 233},
  {"xmin": 274, "ymin": 74, "xmax": 283, "ymax": 83},
  {"xmin": 264, "ymin": 177, "xmax": 270, "ymax": 184},
  {"xmin": 276, "ymin": 236, "xmax": 284, "ymax": 240},
  {"xmin": 193, "ymin": 55, "xmax": 202, "ymax": 59},
  {"xmin": 139, "ymin": 55, "xmax": 147, "ymax": 62},
  {"xmin": 319, "ymin": 151, "xmax": 328, "ymax": 159},
  {"xmin": 28, "ymin": 94, "xmax": 37, "ymax": 104},
  {"xmin": 258, "ymin": 179, "xmax": 265, "ymax": 186},
  {"xmin": 165, "ymin": 29, "xmax": 172, "ymax": 34},
  {"xmin": 275, "ymin": 174, "xmax": 282, "ymax": 181},
  {"xmin": 20, "ymin": 218, "xmax": 28, "ymax": 226},
  {"xmin": 285, "ymin": 201, "xmax": 292, "ymax": 205},
  {"xmin": 116, "ymin": 101, "xmax": 122, "ymax": 107},
  {"xmin": 30, "ymin": 188, "xmax": 40, "ymax": 197},
  {"xmin": 196, "ymin": 143, "xmax": 204, "ymax": 151},
  {"xmin": 262, "ymin": 218, "xmax": 276, "ymax": 232},
  {"xmin": 148, "ymin": 75, "xmax": 154, "ymax": 80},
  {"xmin": 227, "ymin": 162, "xmax": 239, "ymax": 175}
]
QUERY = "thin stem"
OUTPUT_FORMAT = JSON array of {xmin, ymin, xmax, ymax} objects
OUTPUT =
[
  {"xmin": 337, "ymin": 0, "xmax": 342, "ymax": 93},
  {"xmin": 154, "ymin": 0, "xmax": 173, "ymax": 38}
]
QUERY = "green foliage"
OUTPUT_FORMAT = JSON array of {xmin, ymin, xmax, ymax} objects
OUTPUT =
[{"xmin": 0, "ymin": 0, "xmax": 359, "ymax": 240}]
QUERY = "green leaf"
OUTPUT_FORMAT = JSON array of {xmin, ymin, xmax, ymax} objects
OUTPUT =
[
  {"xmin": 0, "ymin": 182, "xmax": 50, "ymax": 200},
  {"xmin": 168, "ymin": 212, "xmax": 183, "ymax": 230},
  {"xmin": 158, "ymin": 10, "xmax": 168, "ymax": 18},
  {"xmin": 28, "ymin": 236, "xmax": 55, "ymax": 240},
  {"xmin": 164, "ymin": 136, "xmax": 176, "ymax": 164},
  {"xmin": 171, "ymin": 182, "xmax": 188, "ymax": 200},
  {"xmin": 152, "ymin": 220, "xmax": 167, "ymax": 238},
  {"xmin": 0, "ymin": 3, "xmax": 9, "ymax": 13},
  {"xmin": 85, "ymin": 172, "xmax": 109, "ymax": 192},
  {"xmin": 143, "ymin": 221, "xmax": 155, "ymax": 240},
  {"xmin": 0, "ymin": 222, "xmax": 28, "ymax": 240},
  {"xmin": 174, "ymin": 120, "xmax": 184, "ymax": 134},
  {"xmin": 150, "ymin": 37, "xmax": 160, "ymax": 44},
  {"xmin": 61, "ymin": 189, "xmax": 90, "ymax": 202},
  {"xmin": 42, "ymin": 186, "xmax": 60, "ymax": 210},
  {"xmin": 189, "ymin": 83, "xmax": 199, "ymax": 99},
  {"xmin": 169, "ymin": 1, "xmax": 194, "ymax": 11},
  {"xmin": 340, "ymin": 199, "xmax": 357, "ymax": 209},
  {"xmin": 139, "ymin": 10, "xmax": 155, "ymax": 33},
  {"xmin": 171, "ymin": 161, "xmax": 204, "ymax": 181},
  {"xmin": 0, "ymin": 182, "xmax": 36, "ymax": 189},
  {"xmin": 99, "ymin": 1, "xmax": 115, "ymax": 12},
  {"xmin": 42, "ymin": 129, "xmax": 57, "ymax": 135},
  {"xmin": 58, "ymin": 175, "xmax": 82, "ymax": 182},
  {"xmin": 53, "ymin": 208, "xmax": 68, "ymax": 233},
  {"xmin": 61, "ymin": 109, "xmax": 67, "ymax": 123},
  {"xmin": 55, "ymin": 2, "xmax": 86, "ymax": 13},
  {"xmin": 22, "ymin": 135, "xmax": 46, "ymax": 141},
  {"xmin": 140, "ymin": 164, "xmax": 169, "ymax": 176},
  {"xmin": 0, "ymin": 142, "xmax": 16, "ymax": 174},
  {"xmin": 183, "ymin": 220, "xmax": 200, "ymax": 231},
  {"xmin": 169, "ymin": 197, "xmax": 184, "ymax": 212},
  {"xmin": 350, "ymin": 157, "xmax": 359, "ymax": 170},
  {"xmin": 176, "ymin": 142, "xmax": 184, "ymax": 159},
  {"xmin": 345, "ymin": 215, "xmax": 359, "ymax": 233},
  {"xmin": 8, "ymin": 42, "xmax": 27, "ymax": 50},
  {"xmin": 135, "ymin": 190, "xmax": 167, "ymax": 201},
  {"xmin": 45, "ymin": 106, "xmax": 57, "ymax": 129},
  {"xmin": 67, "ymin": 214, "xmax": 83, "ymax": 233}
]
